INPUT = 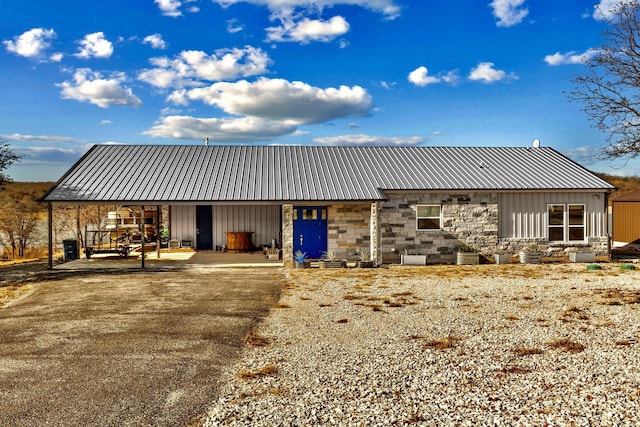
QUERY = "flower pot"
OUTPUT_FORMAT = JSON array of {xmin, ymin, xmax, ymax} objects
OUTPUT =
[
  {"xmin": 569, "ymin": 252, "xmax": 595, "ymax": 263},
  {"xmin": 294, "ymin": 261, "xmax": 310, "ymax": 269},
  {"xmin": 519, "ymin": 252, "xmax": 542, "ymax": 264},
  {"xmin": 456, "ymin": 252, "xmax": 480, "ymax": 265},
  {"xmin": 319, "ymin": 260, "xmax": 346, "ymax": 268},
  {"xmin": 493, "ymin": 254, "xmax": 510, "ymax": 264},
  {"xmin": 401, "ymin": 254, "xmax": 426, "ymax": 265}
]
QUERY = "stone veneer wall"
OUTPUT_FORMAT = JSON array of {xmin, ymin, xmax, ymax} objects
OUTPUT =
[
  {"xmin": 327, "ymin": 204, "xmax": 371, "ymax": 258},
  {"xmin": 281, "ymin": 204, "xmax": 293, "ymax": 264},
  {"xmin": 379, "ymin": 192, "xmax": 499, "ymax": 263}
]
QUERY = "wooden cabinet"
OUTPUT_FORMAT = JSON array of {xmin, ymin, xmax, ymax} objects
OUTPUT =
[{"xmin": 225, "ymin": 232, "xmax": 253, "ymax": 252}]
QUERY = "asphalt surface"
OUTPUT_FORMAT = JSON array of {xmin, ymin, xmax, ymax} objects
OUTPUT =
[{"xmin": 0, "ymin": 266, "xmax": 283, "ymax": 426}]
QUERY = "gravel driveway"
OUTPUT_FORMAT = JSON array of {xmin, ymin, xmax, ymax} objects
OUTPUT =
[
  {"xmin": 0, "ymin": 266, "xmax": 282, "ymax": 426},
  {"xmin": 206, "ymin": 263, "xmax": 640, "ymax": 426}
]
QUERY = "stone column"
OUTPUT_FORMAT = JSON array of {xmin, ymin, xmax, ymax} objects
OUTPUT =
[
  {"xmin": 282, "ymin": 204, "xmax": 294, "ymax": 265},
  {"xmin": 370, "ymin": 202, "xmax": 380, "ymax": 264}
]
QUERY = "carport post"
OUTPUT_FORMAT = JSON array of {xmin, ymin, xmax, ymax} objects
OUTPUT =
[
  {"xmin": 47, "ymin": 202, "xmax": 53, "ymax": 270},
  {"xmin": 140, "ymin": 205, "xmax": 145, "ymax": 269}
]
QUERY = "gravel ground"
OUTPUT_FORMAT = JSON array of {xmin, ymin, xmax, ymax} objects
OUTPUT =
[{"xmin": 204, "ymin": 263, "xmax": 640, "ymax": 426}]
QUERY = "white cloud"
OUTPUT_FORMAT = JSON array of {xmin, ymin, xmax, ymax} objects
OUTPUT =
[
  {"xmin": 170, "ymin": 77, "xmax": 372, "ymax": 125},
  {"xmin": 138, "ymin": 46, "xmax": 272, "ymax": 88},
  {"xmin": 212, "ymin": 0, "xmax": 401, "ymax": 19},
  {"xmin": 562, "ymin": 145, "xmax": 602, "ymax": 165},
  {"xmin": 50, "ymin": 52, "xmax": 64, "ymax": 62},
  {"xmin": 57, "ymin": 68, "xmax": 142, "ymax": 108},
  {"xmin": 143, "ymin": 115, "xmax": 298, "ymax": 141},
  {"xmin": 544, "ymin": 49, "xmax": 598, "ymax": 66},
  {"xmin": 266, "ymin": 15, "xmax": 350, "ymax": 43},
  {"xmin": 380, "ymin": 80, "xmax": 396, "ymax": 90},
  {"xmin": 227, "ymin": 18, "xmax": 245, "ymax": 34},
  {"xmin": 143, "ymin": 33, "xmax": 167, "ymax": 49},
  {"xmin": 155, "ymin": 0, "xmax": 182, "ymax": 17},
  {"xmin": 0, "ymin": 133, "xmax": 76, "ymax": 143},
  {"xmin": 489, "ymin": 0, "xmax": 529, "ymax": 27},
  {"xmin": 314, "ymin": 134, "xmax": 425, "ymax": 146},
  {"xmin": 408, "ymin": 66, "xmax": 439, "ymax": 87},
  {"xmin": 75, "ymin": 32, "xmax": 113, "ymax": 59},
  {"xmin": 3, "ymin": 28, "xmax": 56, "ymax": 59},
  {"xmin": 99, "ymin": 120, "xmax": 113, "ymax": 125},
  {"xmin": 468, "ymin": 62, "xmax": 517, "ymax": 83},
  {"xmin": 408, "ymin": 66, "xmax": 460, "ymax": 87},
  {"xmin": 593, "ymin": 0, "xmax": 632, "ymax": 20}
]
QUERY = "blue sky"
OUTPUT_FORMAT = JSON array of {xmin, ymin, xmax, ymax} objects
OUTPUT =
[{"xmin": 0, "ymin": 0, "xmax": 636, "ymax": 181}]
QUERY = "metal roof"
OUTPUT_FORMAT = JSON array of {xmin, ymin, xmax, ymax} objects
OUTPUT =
[
  {"xmin": 42, "ymin": 145, "xmax": 615, "ymax": 203},
  {"xmin": 611, "ymin": 189, "xmax": 640, "ymax": 202}
]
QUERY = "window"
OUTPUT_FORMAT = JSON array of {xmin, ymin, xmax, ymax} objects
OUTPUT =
[
  {"xmin": 547, "ymin": 204, "xmax": 585, "ymax": 242},
  {"xmin": 417, "ymin": 205, "xmax": 441, "ymax": 230}
]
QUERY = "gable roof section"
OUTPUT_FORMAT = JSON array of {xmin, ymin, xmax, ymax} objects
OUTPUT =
[{"xmin": 42, "ymin": 145, "xmax": 614, "ymax": 203}]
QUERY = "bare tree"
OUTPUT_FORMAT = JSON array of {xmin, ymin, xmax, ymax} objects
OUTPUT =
[
  {"xmin": 568, "ymin": 0, "xmax": 640, "ymax": 160},
  {"xmin": 0, "ymin": 141, "xmax": 19, "ymax": 189},
  {"xmin": 0, "ymin": 198, "xmax": 41, "ymax": 258}
]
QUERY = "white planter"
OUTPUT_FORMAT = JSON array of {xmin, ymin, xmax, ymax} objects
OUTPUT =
[
  {"xmin": 494, "ymin": 254, "xmax": 511, "ymax": 264},
  {"xmin": 569, "ymin": 252, "xmax": 596, "ymax": 263},
  {"xmin": 519, "ymin": 252, "xmax": 542, "ymax": 264},
  {"xmin": 456, "ymin": 252, "xmax": 480, "ymax": 265},
  {"xmin": 401, "ymin": 254, "xmax": 426, "ymax": 265}
]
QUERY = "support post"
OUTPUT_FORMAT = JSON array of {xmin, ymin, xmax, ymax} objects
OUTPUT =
[
  {"xmin": 140, "ymin": 206, "xmax": 145, "ymax": 268},
  {"xmin": 48, "ymin": 202, "xmax": 53, "ymax": 270},
  {"xmin": 156, "ymin": 205, "xmax": 161, "ymax": 259}
]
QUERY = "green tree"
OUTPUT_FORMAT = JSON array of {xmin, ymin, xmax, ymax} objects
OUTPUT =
[{"xmin": 568, "ymin": 1, "xmax": 640, "ymax": 160}]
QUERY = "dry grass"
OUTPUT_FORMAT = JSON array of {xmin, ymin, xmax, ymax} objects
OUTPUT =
[
  {"xmin": 244, "ymin": 328, "xmax": 270, "ymax": 347},
  {"xmin": 596, "ymin": 288, "xmax": 640, "ymax": 305},
  {"xmin": 547, "ymin": 338, "xmax": 586, "ymax": 353},
  {"xmin": 237, "ymin": 364, "xmax": 278, "ymax": 380},
  {"xmin": 514, "ymin": 347, "xmax": 544, "ymax": 357},
  {"xmin": 421, "ymin": 336, "xmax": 463, "ymax": 350},
  {"xmin": 273, "ymin": 302, "xmax": 291, "ymax": 309}
]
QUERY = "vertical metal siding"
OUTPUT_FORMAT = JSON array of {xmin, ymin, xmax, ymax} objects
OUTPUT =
[
  {"xmin": 170, "ymin": 205, "xmax": 196, "ymax": 243},
  {"xmin": 613, "ymin": 202, "xmax": 640, "ymax": 243},
  {"xmin": 498, "ymin": 192, "xmax": 607, "ymax": 239},
  {"xmin": 213, "ymin": 205, "xmax": 281, "ymax": 248}
]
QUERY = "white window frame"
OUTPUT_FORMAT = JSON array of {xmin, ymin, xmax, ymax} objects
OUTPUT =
[
  {"xmin": 416, "ymin": 204, "xmax": 442, "ymax": 231},
  {"xmin": 547, "ymin": 203, "xmax": 586, "ymax": 242}
]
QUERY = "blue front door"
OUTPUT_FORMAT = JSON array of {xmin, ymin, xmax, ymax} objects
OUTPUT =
[{"xmin": 293, "ymin": 207, "xmax": 327, "ymax": 259}]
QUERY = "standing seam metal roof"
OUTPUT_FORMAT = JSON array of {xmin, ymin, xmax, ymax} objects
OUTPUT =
[{"xmin": 42, "ymin": 144, "xmax": 615, "ymax": 203}]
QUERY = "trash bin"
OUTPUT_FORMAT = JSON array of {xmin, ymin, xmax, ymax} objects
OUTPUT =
[{"xmin": 63, "ymin": 239, "xmax": 79, "ymax": 261}]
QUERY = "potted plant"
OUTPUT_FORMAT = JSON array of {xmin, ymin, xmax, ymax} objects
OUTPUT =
[
  {"xmin": 319, "ymin": 250, "xmax": 346, "ymax": 268},
  {"xmin": 293, "ymin": 250, "xmax": 310, "ymax": 269},
  {"xmin": 456, "ymin": 242, "xmax": 480, "ymax": 265},
  {"xmin": 519, "ymin": 244, "xmax": 543, "ymax": 264},
  {"xmin": 356, "ymin": 248, "xmax": 374, "ymax": 268}
]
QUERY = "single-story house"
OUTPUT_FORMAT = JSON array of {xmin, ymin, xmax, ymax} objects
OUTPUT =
[
  {"xmin": 611, "ymin": 189, "xmax": 640, "ymax": 248},
  {"xmin": 42, "ymin": 144, "xmax": 614, "ymax": 266}
]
